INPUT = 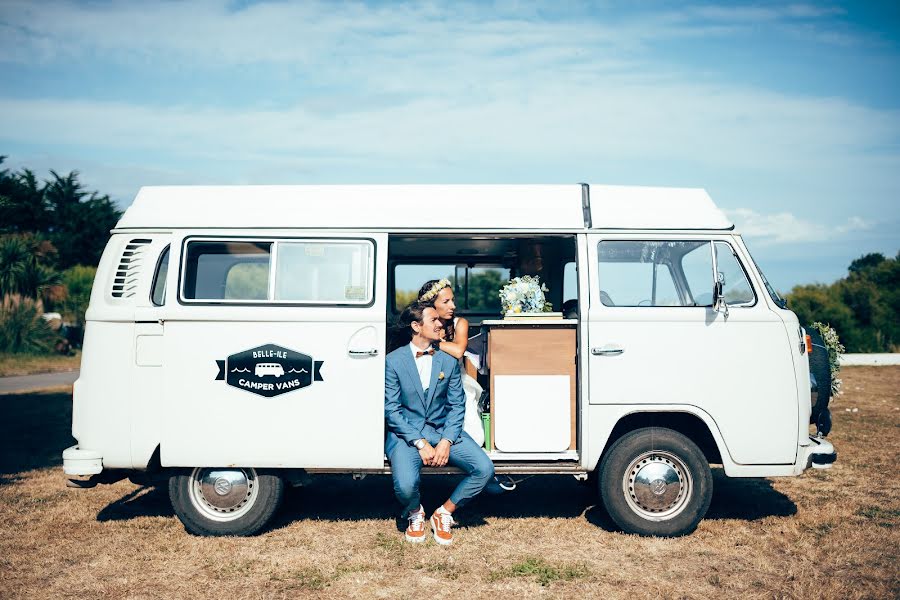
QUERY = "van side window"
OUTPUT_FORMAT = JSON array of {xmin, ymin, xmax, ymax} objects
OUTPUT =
[
  {"xmin": 714, "ymin": 241, "xmax": 756, "ymax": 305},
  {"xmin": 598, "ymin": 241, "xmax": 711, "ymax": 307},
  {"xmin": 274, "ymin": 240, "xmax": 373, "ymax": 303},
  {"xmin": 183, "ymin": 241, "xmax": 271, "ymax": 301},
  {"xmin": 680, "ymin": 243, "xmax": 714, "ymax": 306},
  {"xmin": 151, "ymin": 246, "xmax": 169, "ymax": 306}
]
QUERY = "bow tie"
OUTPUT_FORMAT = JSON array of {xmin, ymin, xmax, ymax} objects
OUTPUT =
[{"xmin": 415, "ymin": 348, "xmax": 435, "ymax": 359}]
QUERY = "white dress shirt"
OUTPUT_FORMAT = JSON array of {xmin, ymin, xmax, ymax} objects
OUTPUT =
[{"xmin": 409, "ymin": 342, "xmax": 433, "ymax": 392}]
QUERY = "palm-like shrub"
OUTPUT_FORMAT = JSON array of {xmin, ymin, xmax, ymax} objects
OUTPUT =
[
  {"xmin": 0, "ymin": 294, "xmax": 58, "ymax": 353},
  {"xmin": 0, "ymin": 234, "xmax": 61, "ymax": 300}
]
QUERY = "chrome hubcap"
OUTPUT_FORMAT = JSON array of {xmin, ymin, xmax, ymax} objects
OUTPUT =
[
  {"xmin": 188, "ymin": 467, "xmax": 258, "ymax": 522},
  {"xmin": 623, "ymin": 451, "xmax": 692, "ymax": 521}
]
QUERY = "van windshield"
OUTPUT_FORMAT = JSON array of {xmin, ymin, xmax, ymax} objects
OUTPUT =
[{"xmin": 741, "ymin": 238, "xmax": 787, "ymax": 309}]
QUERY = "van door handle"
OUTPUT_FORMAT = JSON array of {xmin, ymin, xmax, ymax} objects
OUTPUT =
[
  {"xmin": 591, "ymin": 346, "xmax": 624, "ymax": 356},
  {"xmin": 348, "ymin": 349, "xmax": 379, "ymax": 357}
]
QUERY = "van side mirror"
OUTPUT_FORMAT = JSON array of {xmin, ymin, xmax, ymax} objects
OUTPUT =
[{"xmin": 713, "ymin": 272, "xmax": 729, "ymax": 319}]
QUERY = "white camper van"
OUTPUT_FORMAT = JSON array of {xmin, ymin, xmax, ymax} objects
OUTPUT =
[{"xmin": 63, "ymin": 184, "xmax": 836, "ymax": 537}]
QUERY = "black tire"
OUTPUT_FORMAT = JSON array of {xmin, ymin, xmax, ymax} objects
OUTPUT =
[
  {"xmin": 598, "ymin": 428, "xmax": 712, "ymax": 537},
  {"xmin": 168, "ymin": 467, "xmax": 284, "ymax": 536},
  {"xmin": 807, "ymin": 328, "xmax": 832, "ymax": 424}
]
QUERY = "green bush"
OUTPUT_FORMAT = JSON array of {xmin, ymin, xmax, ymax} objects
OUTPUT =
[
  {"xmin": 0, "ymin": 294, "xmax": 58, "ymax": 354},
  {"xmin": 60, "ymin": 265, "xmax": 96, "ymax": 326},
  {"xmin": 786, "ymin": 251, "xmax": 899, "ymax": 353}
]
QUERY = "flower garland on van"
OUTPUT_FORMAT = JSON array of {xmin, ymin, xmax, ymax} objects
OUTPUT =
[{"xmin": 812, "ymin": 322, "xmax": 845, "ymax": 396}]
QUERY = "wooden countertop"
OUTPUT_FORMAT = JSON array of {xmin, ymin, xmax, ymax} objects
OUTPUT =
[{"xmin": 482, "ymin": 318, "xmax": 578, "ymax": 326}]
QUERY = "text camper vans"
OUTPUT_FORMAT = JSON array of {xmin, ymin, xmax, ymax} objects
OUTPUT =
[{"xmin": 63, "ymin": 184, "xmax": 837, "ymax": 537}]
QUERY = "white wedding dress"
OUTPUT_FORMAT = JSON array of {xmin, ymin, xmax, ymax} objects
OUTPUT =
[{"xmin": 455, "ymin": 318, "xmax": 485, "ymax": 447}]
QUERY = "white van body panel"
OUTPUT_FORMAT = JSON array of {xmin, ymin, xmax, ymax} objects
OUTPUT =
[
  {"xmin": 73, "ymin": 322, "xmax": 134, "ymax": 469},
  {"xmin": 115, "ymin": 184, "xmax": 733, "ymax": 232},
  {"xmin": 159, "ymin": 320, "xmax": 386, "ymax": 468},
  {"xmin": 731, "ymin": 235, "xmax": 813, "ymax": 448},
  {"xmin": 589, "ymin": 185, "xmax": 732, "ymax": 230},
  {"xmin": 158, "ymin": 231, "xmax": 388, "ymax": 469},
  {"xmin": 586, "ymin": 232, "xmax": 799, "ymax": 465},
  {"xmin": 584, "ymin": 405, "xmax": 802, "ymax": 477},
  {"xmin": 76, "ymin": 234, "xmax": 172, "ymax": 469},
  {"xmin": 118, "ymin": 185, "xmax": 586, "ymax": 230}
]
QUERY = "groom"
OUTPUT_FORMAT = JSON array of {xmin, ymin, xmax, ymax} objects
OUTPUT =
[{"xmin": 384, "ymin": 303, "xmax": 494, "ymax": 545}]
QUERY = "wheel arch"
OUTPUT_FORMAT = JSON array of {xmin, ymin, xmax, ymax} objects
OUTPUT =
[{"xmin": 589, "ymin": 408, "xmax": 733, "ymax": 472}]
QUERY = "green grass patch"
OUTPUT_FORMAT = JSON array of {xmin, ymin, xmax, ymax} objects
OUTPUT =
[
  {"xmin": 856, "ymin": 505, "xmax": 900, "ymax": 527},
  {"xmin": 488, "ymin": 557, "xmax": 589, "ymax": 587},
  {"xmin": 282, "ymin": 567, "xmax": 330, "ymax": 590}
]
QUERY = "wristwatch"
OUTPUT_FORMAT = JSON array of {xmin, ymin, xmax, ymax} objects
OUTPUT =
[{"xmin": 414, "ymin": 439, "xmax": 426, "ymax": 450}]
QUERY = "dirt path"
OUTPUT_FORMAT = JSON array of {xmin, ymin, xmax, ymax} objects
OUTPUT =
[{"xmin": 0, "ymin": 367, "xmax": 897, "ymax": 599}]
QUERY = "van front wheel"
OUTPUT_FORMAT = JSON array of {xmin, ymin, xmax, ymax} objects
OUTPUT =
[
  {"xmin": 598, "ymin": 428, "xmax": 712, "ymax": 537},
  {"xmin": 169, "ymin": 467, "xmax": 284, "ymax": 536}
]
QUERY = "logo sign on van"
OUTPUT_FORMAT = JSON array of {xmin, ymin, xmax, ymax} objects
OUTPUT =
[{"xmin": 214, "ymin": 344, "xmax": 324, "ymax": 398}]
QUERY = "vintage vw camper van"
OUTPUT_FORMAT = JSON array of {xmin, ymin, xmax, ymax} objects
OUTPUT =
[{"xmin": 63, "ymin": 184, "xmax": 837, "ymax": 537}]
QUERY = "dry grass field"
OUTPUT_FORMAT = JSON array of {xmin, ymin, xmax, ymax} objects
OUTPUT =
[
  {"xmin": 1, "ymin": 367, "xmax": 898, "ymax": 599},
  {"xmin": 0, "ymin": 352, "xmax": 81, "ymax": 378}
]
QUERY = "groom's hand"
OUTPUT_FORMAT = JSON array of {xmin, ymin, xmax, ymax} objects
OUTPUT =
[
  {"xmin": 432, "ymin": 439, "xmax": 451, "ymax": 467},
  {"xmin": 418, "ymin": 442, "xmax": 436, "ymax": 466}
]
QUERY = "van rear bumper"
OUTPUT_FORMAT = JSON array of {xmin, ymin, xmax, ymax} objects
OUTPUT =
[
  {"xmin": 797, "ymin": 436, "xmax": 837, "ymax": 474},
  {"xmin": 63, "ymin": 445, "xmax": 103, "ymax": 476}
]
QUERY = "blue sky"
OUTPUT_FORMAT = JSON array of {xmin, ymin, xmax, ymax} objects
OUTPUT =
[{"xmin": 1, "ymin": 0, "xmax": 898, "ymax": 292}]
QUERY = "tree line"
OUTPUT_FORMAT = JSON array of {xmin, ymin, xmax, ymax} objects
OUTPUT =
[
  {"xmin": 0, "ymin": 156, "xmax": 122, "ymax": 353},
  {"xmin": 786, "ymin": 252, "xmax": 899, "ymax": 353}
]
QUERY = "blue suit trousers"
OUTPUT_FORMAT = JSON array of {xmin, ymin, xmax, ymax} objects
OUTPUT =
[{"xmin": 387, "ymin": 428, "xmax": 495, "ymax": 516}]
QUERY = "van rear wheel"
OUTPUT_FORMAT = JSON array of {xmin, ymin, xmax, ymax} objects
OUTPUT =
[
  {"xmin": 169, "ymin": 467, "xmax": 284, "ymax": 536},
  {"xmin": 598, "ymin": 428, "xmax": 712, "ymax": 537}
]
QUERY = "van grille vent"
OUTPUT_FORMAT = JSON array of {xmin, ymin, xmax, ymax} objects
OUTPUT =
[{"xmin": 111, "ymin": 239, "xmax": 153, "ymax": 298}]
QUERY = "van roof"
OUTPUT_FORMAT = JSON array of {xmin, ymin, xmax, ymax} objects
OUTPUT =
[{"xmin": 114, "ymin": 184, "xmax": 734, "ymax": 231}]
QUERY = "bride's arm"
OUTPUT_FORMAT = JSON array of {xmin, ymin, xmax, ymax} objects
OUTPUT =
[{"xmin": 438, "ymin": 317, "xmax": 469, "ymax": 359}]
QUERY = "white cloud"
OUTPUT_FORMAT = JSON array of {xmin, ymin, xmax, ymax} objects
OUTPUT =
[
  {"xmin": 686, "ymin": 4, "xmax": 844, "ymax": 22},
  {"xmin": 0, "ymin": 0, "xmax": 859, "ymax": 69},
  {"xmin": 0, "ymin": 0, "xmax": 897, "ymax": 226},
  {"xmin": 726, "ymin": 208, "xmax": 874, "ymax": 245}
]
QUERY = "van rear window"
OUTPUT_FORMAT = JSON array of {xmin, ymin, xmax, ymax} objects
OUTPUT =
[{"xmin": 183, "ymin": 241, "xmax": 271, "ymax": 301}]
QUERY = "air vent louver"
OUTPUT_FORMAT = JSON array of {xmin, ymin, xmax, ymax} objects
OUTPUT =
[{"xmin": 111, "ymin": 239, "xmax": 152, "ymax": 298}]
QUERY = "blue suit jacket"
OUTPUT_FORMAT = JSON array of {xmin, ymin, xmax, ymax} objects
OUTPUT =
[{"xmin": 384, "ymin": 345, "xmax": 466, "ymax": 456}]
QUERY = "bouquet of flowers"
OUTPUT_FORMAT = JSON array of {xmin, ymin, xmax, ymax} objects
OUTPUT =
[{"xmin": 499, "ymin": 275, "xmax": 553, "ymax": 315}]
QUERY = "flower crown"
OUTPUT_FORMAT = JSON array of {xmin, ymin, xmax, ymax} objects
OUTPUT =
[{"xmin": 419, "ymin": 278, "xmax": 451, "ymax": 302}]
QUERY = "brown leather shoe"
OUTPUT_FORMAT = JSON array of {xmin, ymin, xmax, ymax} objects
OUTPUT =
[
  {"xmin": 405, "ymin": 506, "xmax": 427, "ymax": 543},
  {"xmin": 430, "ymin": 509, "xmax": 455, "ymax": 546}
]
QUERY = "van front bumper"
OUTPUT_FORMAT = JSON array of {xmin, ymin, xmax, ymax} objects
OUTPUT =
[
  {"xmin": 797, "ymin": 436, "xmax": 837, "ymax": 473},
  {"xmin": 63, "ymin": 445, "xmax": 103, "ymax": 476}
]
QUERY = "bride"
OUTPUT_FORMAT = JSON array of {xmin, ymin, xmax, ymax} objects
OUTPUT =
[{"xmin": 417, "ymin": 279, "xmax": 515, "ymax": 493}]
